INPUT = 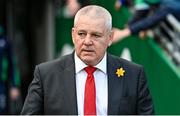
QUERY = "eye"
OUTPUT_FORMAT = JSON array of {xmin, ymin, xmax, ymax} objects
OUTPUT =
[
  {"xmin": 92, "ymin": 34, "xmax": 101, "ymax": 38},
  {"xmin": 78, "ymin": 32, "xmax": 86, "ymax": 38},
  {"xmin": 78, "ymin": 32, "xmax": 83, "ymax": 36}
]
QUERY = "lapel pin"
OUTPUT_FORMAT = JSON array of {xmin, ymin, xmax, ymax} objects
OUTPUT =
[{"xmin": 116, "ymin": 67, "xmax": 125, "ymax": 78}]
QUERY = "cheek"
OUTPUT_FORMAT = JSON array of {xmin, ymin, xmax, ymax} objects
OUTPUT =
[
  {"xmin": 96, "ymin": 41, "xmax": 109, "ymax": 50},
  {"xmin": 74, "ymin": 40, "xmax": 83, "ymax": 51},
  {"xmin": 94, "ymin": 43, "xmax": 107, "ymax": 55}
]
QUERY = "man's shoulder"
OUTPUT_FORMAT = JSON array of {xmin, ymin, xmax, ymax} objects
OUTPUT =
[
  {"xmin": 37, "ymin": 53, "xmax": 74, "ymax": 72},
  {"xmin": 108, "ymin": 53, "xmax": 142, "ymax": 69}
]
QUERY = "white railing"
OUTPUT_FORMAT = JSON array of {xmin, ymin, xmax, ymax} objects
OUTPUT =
[{"xmin": 153, "ymin": 14, "xmax": 180, "ymax": 66}]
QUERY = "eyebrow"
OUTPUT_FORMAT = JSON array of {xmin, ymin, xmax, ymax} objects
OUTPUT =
[
  {"xmin": 76, "ymin": 29, "xmax": 103, "ymax": 35},
  {"xmin": 77, "ymin": 30, "xmax": 86, "ymax": 32},
  {"xmin": 91, "ymin": 31, "xmax": 103, "ymax": 36}
]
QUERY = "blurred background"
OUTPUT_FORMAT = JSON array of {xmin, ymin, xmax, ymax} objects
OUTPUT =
[{"xmin": 0, "ymin": 0, "xmax": 180, "ymax": 114}]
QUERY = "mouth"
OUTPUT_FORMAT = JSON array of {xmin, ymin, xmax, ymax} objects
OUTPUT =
[
  {"xmin": 82, "ymin": 47, "xmax": 95, "ymax": 52},
  {"xmin": 81, "ymin": 49, "xmax": 95, "ymax": 55},
  {"xmin": 82, "ymin": 49, "xmax": 94, "ymax": 52}
]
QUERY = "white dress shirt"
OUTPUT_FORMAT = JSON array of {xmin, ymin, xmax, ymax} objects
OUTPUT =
[{"xmin": 74, "ymin": 52, "xmax": 108, "ymax": 115}]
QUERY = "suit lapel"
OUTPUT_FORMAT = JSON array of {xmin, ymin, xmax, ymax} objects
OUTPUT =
[
  {"xmin": 61, "ymin": 53, "xmax": 78, "ymax": 114},
  {"xmin": 107, "ymin": 54, "xmax": 125, "ymax": 115}
]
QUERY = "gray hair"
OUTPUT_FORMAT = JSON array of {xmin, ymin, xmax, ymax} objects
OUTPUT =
[{"xmin": 74, "ymin": 5, "xmax": 112, "ymax": 33}]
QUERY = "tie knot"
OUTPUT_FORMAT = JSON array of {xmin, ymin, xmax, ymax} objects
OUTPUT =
[{"xmin": 85, "ymin": 66, "xmax": 96, "ymax": 75}]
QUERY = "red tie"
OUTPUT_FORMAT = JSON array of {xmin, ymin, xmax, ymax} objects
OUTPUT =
[{"xmin": 84, "ymin": 66, "xmax": 97, "ymax": 115}]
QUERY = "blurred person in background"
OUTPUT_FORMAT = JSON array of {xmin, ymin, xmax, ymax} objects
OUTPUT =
[
  {"xmin": 0, "ymin": 25, "xmax": 21, "ymax": 114},
  {"xmin": 21, "ymin": 5, "xmax": 154, "ymax": 115},
  {"xmin": 62, "ymin": 0, "xmax": 81, "ymax": 18},
  {"xmin": 61, "ymin": 0, "xmax": 90, "ymax": 18},
  {"xmin": 113, "ymin": 0, "xmax": 180, "ymax": 43},
  {"xmin": 114, "ymin": 0, "xmax": 133, "ymax": 11},
  {"xmin": 128, "ymin": 0, "xmax": 160, "ymax": 26}
]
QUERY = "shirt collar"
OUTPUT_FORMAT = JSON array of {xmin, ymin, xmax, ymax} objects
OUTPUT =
[{"xmin": 74, "ymin": 52, "xmax": 107, "ymax": 74}]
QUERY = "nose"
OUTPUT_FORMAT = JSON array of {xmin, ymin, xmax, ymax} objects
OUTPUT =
[{"xmin": 83, "ymin": 35, "xmax": 93, "ymax": 46}]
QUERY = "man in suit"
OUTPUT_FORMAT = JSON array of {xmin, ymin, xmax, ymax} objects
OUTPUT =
[{"xmin": 21, "ymin": 5, "xmax": 154, "ymax": 115}]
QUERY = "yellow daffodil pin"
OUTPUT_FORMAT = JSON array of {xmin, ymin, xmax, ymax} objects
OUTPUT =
[{"xmin": 116, "ymin": 67, "xmax": 125, "ymax": 78}]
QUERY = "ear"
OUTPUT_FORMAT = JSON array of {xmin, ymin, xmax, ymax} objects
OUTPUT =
[
  {"xmin": 71, "ymin": 28, "xmax": 75, "ymax": 44},
  {"xmin": 108, "ymin": 30, "xmax": 114, "ymax": 47}
]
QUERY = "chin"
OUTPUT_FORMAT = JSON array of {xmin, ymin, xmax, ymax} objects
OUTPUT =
[{"xmin": 82, "ymin": 58, "xmax": 96, "ymax": 66}]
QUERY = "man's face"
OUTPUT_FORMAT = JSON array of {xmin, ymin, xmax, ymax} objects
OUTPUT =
[{"xmin": 72, "ymin": 15, "xmax": 113, "ymax": 66}]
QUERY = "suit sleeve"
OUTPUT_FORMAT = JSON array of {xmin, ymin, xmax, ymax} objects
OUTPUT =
[
  {"xmin": 137, "ymin": 67, "xmax": 154, "ymax": 114},
  {"xmin": 21, "ymin": 66, "xmax": 44, "ymax": 114}
]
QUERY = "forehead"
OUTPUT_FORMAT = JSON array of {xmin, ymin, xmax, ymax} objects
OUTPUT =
[{"xmin": 75, "ymin": 15, "xmax": 107, "ymax": 33}]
